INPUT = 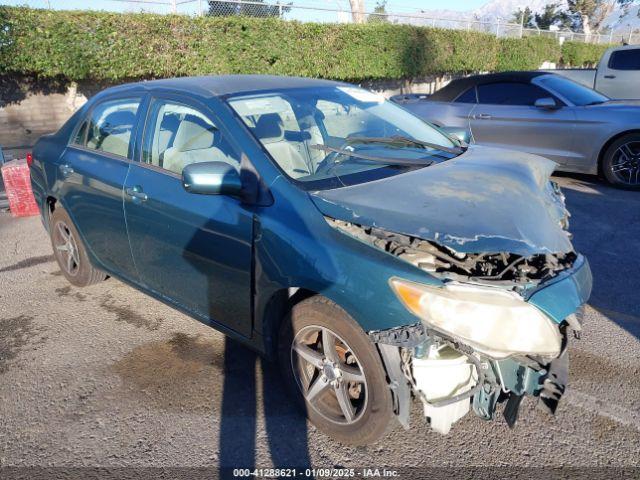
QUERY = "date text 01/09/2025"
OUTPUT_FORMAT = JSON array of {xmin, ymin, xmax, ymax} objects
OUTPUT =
[{"xmin": 232, "ymin": 468, "xmax": 400, "ymax": 477}]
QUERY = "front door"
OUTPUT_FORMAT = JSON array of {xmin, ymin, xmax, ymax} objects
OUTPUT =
[
  {"xmin": 469, "ymin": 81, "xmax": 577, "ymax": 166},
  {"xmin": 124, "ymin": 96, "xmax": 254, "ymax": 337},
  {"xmin": 57, "ymin": 96, "xmax": 142, "ymax": 281}
]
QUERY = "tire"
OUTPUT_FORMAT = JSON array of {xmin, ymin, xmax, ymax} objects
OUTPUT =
[
  {"xmin": 602, "ymin": 133, "xmax": 640, "ymax": 189},
  {"xmin": 278, "ymin": 296, "xmax": 394, "ymax": 446},
  {"xmin": 49, "ymin": 205, "xmax": 107, "ymax": 287}
]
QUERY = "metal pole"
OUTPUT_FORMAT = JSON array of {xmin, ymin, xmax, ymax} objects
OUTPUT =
[
  {"xmin": 519, "ymin": 11, "xmax": 524, "ymax": 38},
  {"xmin": 171, "ymin": 0, "xmax": 177, "ymax": 14},
  {"xmin": 199, "ymin": 0, "xmax": 203, "ymax": 16}
]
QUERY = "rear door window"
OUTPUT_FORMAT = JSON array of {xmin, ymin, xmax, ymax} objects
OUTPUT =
[
  {"xmin": 608, "ymin": 49, "xmax": 640, "ymax": 70},
  {"xmin": 477, "ymin": 82, "xmax": 550, "ymax": 106},
  {"xmin": 84, "ymin": 99, "xmax": 140, "ymax": 158}
]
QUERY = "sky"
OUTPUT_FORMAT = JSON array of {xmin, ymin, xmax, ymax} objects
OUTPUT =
[{"xmin": 0, "ymin": 0, "xmax": 490, "ymax": 16}]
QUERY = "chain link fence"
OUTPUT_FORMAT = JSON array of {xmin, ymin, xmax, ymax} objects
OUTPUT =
[{"xmin": 4, "ymin": 0, "xmax": 638, "ymax": 44}]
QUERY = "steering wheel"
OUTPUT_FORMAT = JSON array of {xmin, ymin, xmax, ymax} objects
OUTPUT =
[
  {"xmin": 314, "ymin": 130, "xmax": 379, "ymax": 175},
  {"xmin": 314, "ymin": 149, "xmax": 343, "ymax": 176}
]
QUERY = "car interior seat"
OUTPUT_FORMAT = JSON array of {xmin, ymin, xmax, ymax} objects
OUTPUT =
[
  {"xmin": 89, "ymin": 110, "xmax": 136, "ymax": 158},
  {"xmin": 252, "ymin": 113, "xmax": 311, "ymax": 179},
  {"xmin": 162, "ymin": 115, "xmax": 238, "ymax": 175}
]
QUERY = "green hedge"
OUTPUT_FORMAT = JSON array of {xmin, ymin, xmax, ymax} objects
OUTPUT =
[
  {"xmin": 497, "ymin": 37, "xmax": 562, "ymax": 71},
  {"xmin": 561, "ymin": 41, "xmax": 610, "ymax": 66},
  {"xmin": 0, "ymin": 7, "xmax": 614, "ymax": 83}
]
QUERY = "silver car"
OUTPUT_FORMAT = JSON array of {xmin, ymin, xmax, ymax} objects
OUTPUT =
[{"xmin": 393, "ymin": 72, "xmax": 640, "ymax": 188}]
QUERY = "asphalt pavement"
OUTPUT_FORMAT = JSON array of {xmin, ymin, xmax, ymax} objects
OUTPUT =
[{"xmin": 0, "ymin": 173, "xmax": 639, "ymax": 478}]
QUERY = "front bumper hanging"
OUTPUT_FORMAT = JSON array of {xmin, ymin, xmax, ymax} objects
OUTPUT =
[{"xmin": 370, "ymin": 320, "xmax": 575, "ymax": 434}]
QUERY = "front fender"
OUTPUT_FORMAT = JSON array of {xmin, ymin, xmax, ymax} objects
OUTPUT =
[
  {"xmin": 252, "ymin": 178, "xmax": 434, "ymax": 339},
  {"xmin": 526, "ymin": 255, "xmax": 592, "ymax": 323}
]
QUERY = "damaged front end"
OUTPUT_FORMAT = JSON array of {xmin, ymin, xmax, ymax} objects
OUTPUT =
[
  {"xmin": 328, "ymin": 214, "xmax": 591, "ymax": 435},
  {"xmin": 371, "ymin": 318, "xmax": 579, "ymax": 435},
  {"xmin": 313, "ymin": 151, "xmax": 591, "ymax": 433}
]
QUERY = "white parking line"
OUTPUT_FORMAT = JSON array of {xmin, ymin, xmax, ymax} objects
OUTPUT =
[{"xmin": 565, "ymin": 390, "xmax": 640, "ymax": 431}]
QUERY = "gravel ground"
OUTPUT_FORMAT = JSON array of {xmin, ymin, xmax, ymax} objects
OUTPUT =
[{"xmin": 0, "ymin": 173, "xmax": 639, "ymax": 478}]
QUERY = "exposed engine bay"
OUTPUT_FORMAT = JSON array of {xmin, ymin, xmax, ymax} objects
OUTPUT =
[{"xmin": 327, "ymin": 217, "xmax": 576, "ymax": 287}]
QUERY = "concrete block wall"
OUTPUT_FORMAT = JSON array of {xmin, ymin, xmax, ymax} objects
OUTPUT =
[{"xmin": 0, "ymin": 81, "xmax": 88, "ymax": 158}]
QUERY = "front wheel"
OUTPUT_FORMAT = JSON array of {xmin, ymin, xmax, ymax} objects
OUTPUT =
[
  {"xmin": 49, "ymin": 205, "xmax": 107, "ymax": 287},
  {"xmin": 278, "ymin": 296, "xmax": 394, "ymax": 446},
  {"xmin": 602, "ymin": 133, "xmax": 640, "ymax": 189}
]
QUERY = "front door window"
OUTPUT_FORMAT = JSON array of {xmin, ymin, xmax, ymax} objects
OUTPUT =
[{"xmin": 142, "ymin": 100, "xmax": 240, "ymax": 175}]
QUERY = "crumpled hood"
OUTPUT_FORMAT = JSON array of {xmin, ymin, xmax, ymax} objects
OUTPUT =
[{"xmin": 310, "ymin": 146, "xmax": 574, "ymax": 256}]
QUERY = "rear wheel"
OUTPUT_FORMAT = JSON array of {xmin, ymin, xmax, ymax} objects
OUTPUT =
[
  {"xmin": 602, "ymin": 133, "xmax": 640, "ymax": 189},
  {"xmin": 50, "ymin": 206, "xmax": 107, "ymax": 287},
  {"xmin": 278, "ymin": 296, "xmax": 393, "ymax": 445}
]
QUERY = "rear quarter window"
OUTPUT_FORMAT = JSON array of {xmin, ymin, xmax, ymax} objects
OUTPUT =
[
  {"xmin": 72, "ymin": 120, "xmax": 88, "ymax": 145},
  {"xmin": 454, "ymin": 87, "xmax": 477, "ymax": 103}
]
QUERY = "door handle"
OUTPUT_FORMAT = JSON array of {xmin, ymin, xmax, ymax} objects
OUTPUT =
[
  {"xmin": 604, "ymin": 75, "xmax": 616, "ymax": 79},
  {"xmin": 125, "ymin": 186, "xmax": 148, "ymax": 202},
  {"xmin": 59, "ymin": 164, "xmax": 74, "ymax": 178},
  {"xmin": 475, "ymin": 113, "xmax": 492, "ymax": 120}
]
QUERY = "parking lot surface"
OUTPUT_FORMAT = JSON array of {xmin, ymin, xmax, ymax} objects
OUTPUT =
[{"xmin": 1, "ymin": 174, "xmax": 639, "ymax": 474}]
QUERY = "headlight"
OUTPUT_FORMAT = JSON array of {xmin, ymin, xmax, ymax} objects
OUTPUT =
[{"xmin": 390, "ymin": 278, "xmax": 561, "ymax": 359}]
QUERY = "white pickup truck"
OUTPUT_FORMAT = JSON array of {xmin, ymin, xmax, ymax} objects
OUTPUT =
[{"xmin": 546, "ymin": 44, "xmax": 640, "ymax": 99}]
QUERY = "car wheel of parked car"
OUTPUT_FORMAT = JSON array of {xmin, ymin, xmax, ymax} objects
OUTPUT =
[
  {"xmin": 278, "ymin": 296, "xmax": 394, "ymax": 446},
  {"xmin": 50, "ymin": 206, "xmax": 107, "ymax": 287},
  {"xmin": 602, "ymin": 133, "xmax": 640, "ymax": 189}
]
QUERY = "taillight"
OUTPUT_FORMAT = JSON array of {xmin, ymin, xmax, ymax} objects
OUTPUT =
[{"xmin": 26, "ymin": 152, "xmax": 33, "ymax": 167}]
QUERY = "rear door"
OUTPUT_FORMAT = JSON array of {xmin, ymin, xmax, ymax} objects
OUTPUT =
[
  {"xmin": 123, "ymin": 94, "xmax": 254, "ymax": 337},
  {"xmin": 57, "ymin": 96, "xmax": 143, "ymax": 281},
  {"xmin": 469, "ymin": 81, "xmax": 577, "ymax": 166},
  {"xmin": 598, "ymin": 48, "xmax": 640, "ymax": 99}
]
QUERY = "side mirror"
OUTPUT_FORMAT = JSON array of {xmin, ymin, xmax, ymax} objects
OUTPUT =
[
  {"xmin": 534, "ymin": 97, "xmax": 559, "ymax": 110},
  {"xmin": 182, "ymin": 161, "xmax": 242, "ymax": 196},
  {"xmin": 440, "ymin": 126, "xmax": 472, "ymax": 145}
]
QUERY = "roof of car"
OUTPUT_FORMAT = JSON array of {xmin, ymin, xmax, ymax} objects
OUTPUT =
[
  {"xmin": 100, "ymin": 75, "xmax": 347, "ymax": 99},
  {"xmin": 429, "ymin": 71, "xmax": 549, "ymax": 102}
]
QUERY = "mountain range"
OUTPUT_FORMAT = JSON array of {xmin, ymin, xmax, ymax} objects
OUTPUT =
[{"xmin": 412, "ymin": 0, "xmax": 640, "ymax": 32}]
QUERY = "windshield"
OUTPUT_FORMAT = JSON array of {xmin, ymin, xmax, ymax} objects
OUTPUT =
[
  {"xmin": 537, "ymin": 74, "xmax": 609, "ymax": 106},
  {"xmin": 227, "ymin": 86, "xmax": 460, "ymax": 190}
]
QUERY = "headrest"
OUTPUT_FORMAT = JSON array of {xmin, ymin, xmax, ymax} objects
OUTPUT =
[
  {"xmin": 173, "ymin": 116, "xmax": 216, "ymax": 152},
  {"xmin": 101, "ymin": 110, "xmax": 136, "ymax": 134},
  {"xmin": 253, "ymin": 113, "xmax": 284, "ymax": 143},
  {"xmin": 160, "ymin": 112, "xmax": 181, "ymax": 132}
]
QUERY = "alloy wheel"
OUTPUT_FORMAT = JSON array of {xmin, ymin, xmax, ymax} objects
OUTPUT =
[
  {"xmin": 53, "ymin": 220, "xmax": 80, "ymax": 276},
  {"xmin": 291, "ymin": 325, "xmax": 368, "ymax": 425},
  {"xmin": 611, "ymin": 141, "xmax": 640, "ymax": 186}
]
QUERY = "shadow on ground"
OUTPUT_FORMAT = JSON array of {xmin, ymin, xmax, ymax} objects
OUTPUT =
[
  {"xmin": 554, "ymin": 172, "xmax": 640, "ymax": 338},
  {"xmin": 219, "ymin": 338, "xmax": 312, "ymax": 477}
]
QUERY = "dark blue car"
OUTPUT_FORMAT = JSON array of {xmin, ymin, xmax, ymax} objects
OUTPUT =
[{"xmin": 30, "ymin": 75, "xmax": 592, "ymax": 444}]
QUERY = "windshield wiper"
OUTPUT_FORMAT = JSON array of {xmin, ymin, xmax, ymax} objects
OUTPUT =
[
  {"xmin": 310, "ymin": 144, "xmax": 435, "ymax": 166},
  {"xmin": 346, "ymin": 135, "xmax": 464, "ymax": 155}
]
